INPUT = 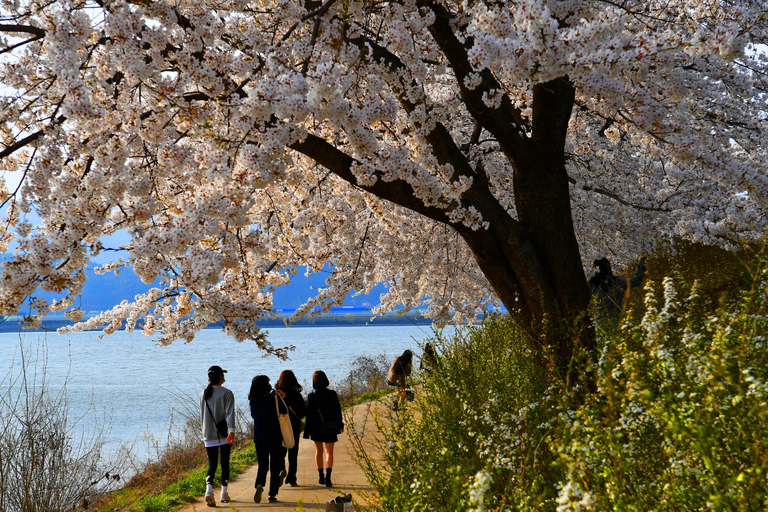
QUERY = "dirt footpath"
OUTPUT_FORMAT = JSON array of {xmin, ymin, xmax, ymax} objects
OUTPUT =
[{"xmin": 179, "ymin": 398, "xmax": 390, "ymax": 512}]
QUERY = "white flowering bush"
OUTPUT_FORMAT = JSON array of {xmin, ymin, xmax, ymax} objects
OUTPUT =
[
  {"xmin": 558, "ymin": 264, "xmax": 768, "ymax": 510},
  {"xmin": 362, "ymin": 249, "xmax": 768, "ymax": 510},
  {"xmin": 361, "ymin": 319, "xmax": 560, "ymax": 510}
]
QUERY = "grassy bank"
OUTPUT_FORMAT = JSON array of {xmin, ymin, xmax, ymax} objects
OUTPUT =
[
  {"xmin": 96, "ymin": 442, "xmax": 257, "ymax": 512},
  {"xmin": 355, "ymin": 242, "xmax": 768, "ymax": 510}
]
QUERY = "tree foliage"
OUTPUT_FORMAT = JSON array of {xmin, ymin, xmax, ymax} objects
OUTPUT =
[{"xmin": 0, "ymin": 0, "xmax": 766, "ymax": 347}]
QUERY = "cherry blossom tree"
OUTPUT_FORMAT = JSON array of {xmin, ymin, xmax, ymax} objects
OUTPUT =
[{"xmin": 1, "ymin": 0, "xmax": 766, "ymax": 367}]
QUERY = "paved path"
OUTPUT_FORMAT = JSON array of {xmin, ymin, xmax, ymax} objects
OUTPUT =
[{"xmin": 180, "ymin": 398, "xmax": 391, "ymax": 512}]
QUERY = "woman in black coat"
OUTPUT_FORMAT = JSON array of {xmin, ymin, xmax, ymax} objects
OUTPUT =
[
  {"xmin": 249, "ymin": 375, "xmax": 287, "ymax": 503},
  {"xmin": 275, "ymin": 370, "xmax": 306, "ymax": 487},
  {"xmin": 303, "ymin": 370, "xmax": 344, "ymax": 488}
]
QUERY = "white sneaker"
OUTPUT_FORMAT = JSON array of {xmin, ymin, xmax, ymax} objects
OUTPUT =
[
  {"xmin": 205, "ymin": 492, "xmax": 215, "ymax": 507},
  {"xmin": 220, "ymin": 492, "xmax": 231, "ymax": 503}
]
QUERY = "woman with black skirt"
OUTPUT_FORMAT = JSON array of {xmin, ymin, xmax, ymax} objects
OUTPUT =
[
  {"xmin": 304, "ymin": 370, "xmax": 344, "ymax": 488},
  {"xmin": 275, "ymin": 369, "xmax": 306, "ymax": 486}
]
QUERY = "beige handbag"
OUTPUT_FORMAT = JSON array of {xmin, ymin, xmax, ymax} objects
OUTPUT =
[{"xmin": 275, "ymin": 394, "xmax": 295, "ymax": 449}]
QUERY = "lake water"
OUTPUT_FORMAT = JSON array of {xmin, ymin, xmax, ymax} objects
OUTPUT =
[{"xmin": 0, "ymin": 324, "xmax": 435, "ymax": 466}]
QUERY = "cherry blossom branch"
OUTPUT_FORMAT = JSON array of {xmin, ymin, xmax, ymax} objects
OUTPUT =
[
  {"xmin": 570, "ymin": 178, "xmax": 673, "ymax": 213},
  {"xmin": 348, "ymin": 35, "xmax": 477, "ymax": 182},
  {"xmin": 0, "ymin": 24, "xmax": 44, "ymax": 54},
  {"xmin": 0, "ymin": 113, "xmax": 65, "ymax": 159},
  {"xmin": 290, "ymin": 129, "xmax": 542, "ymax": 312}
]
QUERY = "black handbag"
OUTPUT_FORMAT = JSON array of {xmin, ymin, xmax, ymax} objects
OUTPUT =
[
  {"xmin": 321, "ymin": 420, "xmax": 339, "ymax": 436},
  {"xmin": 205, "ymin": 400, "xmax": 228, "ymax": 439},
  {"xmin": 317, "ymin": 400, "xmax": 340, "ymax": 436}
]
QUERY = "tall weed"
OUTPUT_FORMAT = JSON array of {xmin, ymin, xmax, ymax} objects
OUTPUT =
[{"xmin": 364, "ymin": 319, "xmax": 562, "ymax": 510}]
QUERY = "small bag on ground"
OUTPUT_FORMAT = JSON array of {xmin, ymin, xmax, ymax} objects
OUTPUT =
[{"xmin": 325, "ymin": 494, "xmax": 353, "ymax": 512}]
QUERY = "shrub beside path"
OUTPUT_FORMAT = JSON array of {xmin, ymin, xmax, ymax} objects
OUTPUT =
[{"xmin": 179, "ymin": 398, "xmax": 387, "ymax": 511}]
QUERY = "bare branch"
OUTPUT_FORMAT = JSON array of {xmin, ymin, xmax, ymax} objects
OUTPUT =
[{"xmin": 0, "ymin": 24, "xmax": 46, "ymax": 38}]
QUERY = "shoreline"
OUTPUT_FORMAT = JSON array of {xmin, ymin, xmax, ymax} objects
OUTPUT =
[{"xmin": 0, "ymin": 310, "xmax": 435, "ymax": 333}]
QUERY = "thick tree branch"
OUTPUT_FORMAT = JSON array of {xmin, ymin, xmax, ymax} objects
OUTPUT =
[
  {"xmin": 289, "ymin": 133, "xmax": 456, "ymax": 224},
  {"xmin": 0, "ymin": 24, "xmax": 46, "ymax": 37},
  {"xmin": 416, "ymin": 0, "xmax": 532, "ymax": 168}
]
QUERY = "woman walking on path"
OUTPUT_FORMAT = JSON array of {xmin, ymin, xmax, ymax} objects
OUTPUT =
[
  {"xmin": 304, "ymin": 370, "xmax": 344, "ymax": 488},
  {"xmin": 200, "ymin": 365, "xmax": 235, "ymax": 507},
  {"xmin": 249, "ymin": 375, "xmax": 287, "ymax": 503},
  {"xmin": 275, "ymin": 370, "xmax": 306, "ymax": 487}
]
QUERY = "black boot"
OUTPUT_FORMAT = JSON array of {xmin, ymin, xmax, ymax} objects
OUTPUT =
[
  {"xmin": 325, "ymin": 468, "xmax": 333, "ymax": 488},
  {"xmin": 318, "ymin": 468, "xmax": 325, "ymax": 485}
]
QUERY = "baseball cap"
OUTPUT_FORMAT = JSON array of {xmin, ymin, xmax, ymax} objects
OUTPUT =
[{"xmin": 207, "ymin": 365, "xmax": 227, "ymax": 377}]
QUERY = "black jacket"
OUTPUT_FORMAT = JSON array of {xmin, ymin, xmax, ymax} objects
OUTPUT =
[
  {"xmin": 304, "ymin": 389, "xmax": 343, "ymax": 439},
  {"xmin": 277, "ymin": 387, "xmax": 306, "ymax": 434}
]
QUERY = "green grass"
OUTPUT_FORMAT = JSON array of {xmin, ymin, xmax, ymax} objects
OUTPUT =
[
  {"xmin": 343, "ymin": 387, "xmax": 396, "ymax": 409},
  {"xmin": 96, "ymin": 443, "xmax": 257, "ymax": 512}
]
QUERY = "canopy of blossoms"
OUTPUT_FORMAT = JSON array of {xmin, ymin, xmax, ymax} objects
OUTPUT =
[{"xmin": 0, "ymin": 0, "xmax": 766, "ymax": 347}]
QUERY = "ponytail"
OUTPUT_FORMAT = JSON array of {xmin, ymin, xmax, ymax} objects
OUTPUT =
[
  {"xmin": 203, "ymin": 381, "xmax": 215, "ymax": 400},
  {"xmin": 203, "ymin": 369, "xmax": 224, "ymax": 400}
]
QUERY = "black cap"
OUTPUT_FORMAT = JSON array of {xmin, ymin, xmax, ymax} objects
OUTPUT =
[{"xmin": 208, "ymin": 365, "xmax": 227, "ymax": 377}]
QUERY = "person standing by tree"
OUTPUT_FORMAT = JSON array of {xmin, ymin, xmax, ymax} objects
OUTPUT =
[
  {"xmin": 589, "ymin": 256, "xmax": 647, "ymax": 320},
  {"xmin": 420, "ymin": 343, "xmax": 437, "ymax": 375},
  {"xmin": 275, "ymin": 370, "xmax": 306, "ymax": 487},
  {"xmin": 249, "ymin": 375, "xmax": 287, "ymax": 503},
  {"xmin": 304, "ymin": 370, "xmax": 344, "ymax": 488},
  {"xmin": 200, "ymin": 365, "xmax": 235, "ymax": 507}
]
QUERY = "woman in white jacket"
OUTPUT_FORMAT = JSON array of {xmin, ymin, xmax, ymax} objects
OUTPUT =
[{"xmin": 200, "ymin": 365, "xmax": 235, "ymax": 507}]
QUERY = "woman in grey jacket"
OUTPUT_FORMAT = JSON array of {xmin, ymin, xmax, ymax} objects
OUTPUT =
[{"xmin": 200, "ymin": 365, "xmax": 235, "ymax": 507}]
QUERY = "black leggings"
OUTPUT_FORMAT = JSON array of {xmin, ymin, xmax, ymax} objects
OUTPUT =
[
  {"xmin": 255, "ymin": 444, "xmax": 287, "ymax": 497},
  {"xmin": 206, "ymin": 443, "xmax": 232, "ymax": 486}
]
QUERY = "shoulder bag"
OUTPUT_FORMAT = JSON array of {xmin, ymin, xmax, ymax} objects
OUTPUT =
[
  {"xmin": 316, "ymin": 398, "xmax": 340, "ymax": 437},
  {"xmin": 204, "ymin": 399, "xmax": 228, "ymax": 441},
  {"xmin": 276, "ymin": 394, "xmax": 295, "ymax": 449},
  {"xmin": 288, "ymin": 403, "xmax": 305, "ymax": 433}
]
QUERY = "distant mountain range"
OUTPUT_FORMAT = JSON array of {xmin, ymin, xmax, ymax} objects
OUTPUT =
[{"xmin": 69, "ymin": 265, "xmax": 386, "ymax": 313}]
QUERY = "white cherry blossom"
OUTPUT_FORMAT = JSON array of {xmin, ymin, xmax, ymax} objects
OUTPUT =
[{"xmin": 0, "ymin": 0, "xmax": 765, "ymax": 352}]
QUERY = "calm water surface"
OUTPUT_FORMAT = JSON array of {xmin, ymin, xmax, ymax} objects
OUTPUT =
[{"xmin": 0, "ymin": 324, "xmax": 435, "ymax": 464}]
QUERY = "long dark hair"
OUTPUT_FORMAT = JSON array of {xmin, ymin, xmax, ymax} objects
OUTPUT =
[
  {"xmin": 589, "ymin": 257, "xmax": 614, "ymax": 293},
  {"xmin": 276, "ymin": 370, "xmax": 303, "ymax": 393},
  {"xmin": 248, "ymin": 375, "xmax": 272, "ymax": 401},
  {"xmin": 204, "ymin": 367, "xmax": 225, "ymax": 400},
  {"xmin": 399, "ymin": 349, "xmax": 414, "ymax": 365},
  {"xmin": 312, "ymin": 370, "xmax": 330, "ymax": 391}
]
